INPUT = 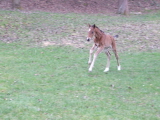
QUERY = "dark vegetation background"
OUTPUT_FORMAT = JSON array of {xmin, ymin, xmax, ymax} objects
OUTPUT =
[{"xmin": 0, "ymin": 0, "xmax": 160, "ymax": 14}]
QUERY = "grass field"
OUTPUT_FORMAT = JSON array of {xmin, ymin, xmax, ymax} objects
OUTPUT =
[{"xmin": 0, "ymin": 10, "xmax": 160, "ymax": 120}]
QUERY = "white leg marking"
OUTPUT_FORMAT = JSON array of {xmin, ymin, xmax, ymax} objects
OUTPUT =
[
  {"xmin": 88, "ymin": 50, "xmax": 92, "ymax": 65},
  {"xmin": 88, "ymin": 54, "xmax": 96, "ymax": 72},
  {"xmin": 104, "ymin": 67, "xmax": 109, "ymax": 72},
  {"xmin": 118, "ymin": 65, "xmax": 121, "ymax": 71},
  {"xmin": 88, "ymin": 60, "xmax": 91, "ymax": 65},
  {"xmin": 88, "ymin": 47, "xmax": 103, "ymax": 72},
  {"xmin": 104, "ymin": 51, "xmax": 111, "ymax": 73},
  {"xmin": 88, "ymin": 45, "xmax": 96, "ymax": 65},
  {"xmin": 89, "ymin": 67, "xmax": 92, "ymax": 72}
]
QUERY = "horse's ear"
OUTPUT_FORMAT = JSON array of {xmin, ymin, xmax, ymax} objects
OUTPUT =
[{"xmin": 93, "ymin": 24, "xmax": 96, "ymax": 28}]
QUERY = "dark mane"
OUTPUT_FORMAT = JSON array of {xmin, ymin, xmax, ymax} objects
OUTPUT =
[
  {"xmin": 100, "ymin": 29, "xmax": 104, "ymax": 33},
  {"xmin": 94, "ymin": 26, "xmax": 104, "ymax": 33}
]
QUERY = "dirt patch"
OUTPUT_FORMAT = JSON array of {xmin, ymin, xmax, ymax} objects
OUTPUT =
[
  {"xmin": 42, "ymin": 40, "xmax": 85, "ymax": 48},
  {"xmin": 42, "ymin": 41, "xmax": 56, "ymax": 46}
]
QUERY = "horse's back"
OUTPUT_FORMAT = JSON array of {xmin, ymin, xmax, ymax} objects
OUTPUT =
[{"xmin": 104, "ymin": 34, "xmax": 115, "ymax": 47}]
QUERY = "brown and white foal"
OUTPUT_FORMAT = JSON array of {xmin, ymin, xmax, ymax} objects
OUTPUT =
[{"xmin": 87, "ymin": 24, "xmax": 121, "ymax": 72}]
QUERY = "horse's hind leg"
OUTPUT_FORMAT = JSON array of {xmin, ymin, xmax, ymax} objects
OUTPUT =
[
  {"xmin": 113, "ymin": 49, "xmax": 121, "ymax": 71},
  {"xmin": 104, "ymin": 51, "xmax": 111, "ymax": 72}
]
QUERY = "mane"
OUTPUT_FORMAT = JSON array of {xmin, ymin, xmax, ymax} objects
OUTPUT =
[
  {"xmin": 95, "ymin": 26, "xmax": 104, "ymax": 33},
  {"xmin": 94, "ymin": 26, "xmax": 104, "ymax": 40}
]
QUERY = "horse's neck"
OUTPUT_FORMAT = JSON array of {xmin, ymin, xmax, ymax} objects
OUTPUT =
[{"xmin": 95, "ymin": 28, "xmax": 103, "ymax": 40}]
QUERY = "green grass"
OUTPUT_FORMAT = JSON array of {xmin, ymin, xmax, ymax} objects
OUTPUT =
[
  {"xmin": 0, "ymin": 43, "xmax": 159, "ymax": 119},
  {"xmin": 0, "ymin": 10, "xmax": 160, "ymax": 119}
]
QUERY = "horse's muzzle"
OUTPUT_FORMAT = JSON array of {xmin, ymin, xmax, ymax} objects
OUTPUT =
[{"xmin": 87, "ymin": 38, "xmax": 90, "ymax": 42}]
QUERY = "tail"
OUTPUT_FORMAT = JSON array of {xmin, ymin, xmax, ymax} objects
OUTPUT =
[
  {"xmin": 112, "ymin": 35, "xmax": 117, "ymax": 50},
  {"xmin": 114, "ymin": 35, "xmax": 119, "ymax": 38}
]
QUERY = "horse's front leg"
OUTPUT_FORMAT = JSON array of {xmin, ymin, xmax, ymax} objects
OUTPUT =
[
  {"xmin": 88, "ymin": 44, "xmax": 97, "ymax": 65},
  {"xmin": 89, "ymin": 47, "xmax": 104, "ymax": 72}
]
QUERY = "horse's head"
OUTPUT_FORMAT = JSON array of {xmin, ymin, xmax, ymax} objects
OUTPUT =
[{"xmin": 87, "ymin": 24, "xmax": 96, "ymax": 42}]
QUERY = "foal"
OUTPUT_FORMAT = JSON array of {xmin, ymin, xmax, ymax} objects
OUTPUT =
[{"xmin": 87, "ymin": 24, "xmax": 121, "ymax": 72}]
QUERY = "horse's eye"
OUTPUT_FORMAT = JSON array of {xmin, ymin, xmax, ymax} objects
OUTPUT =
[{"xmin": 92, "ymin": 32, "xmax": 94, "ymax": 34}]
